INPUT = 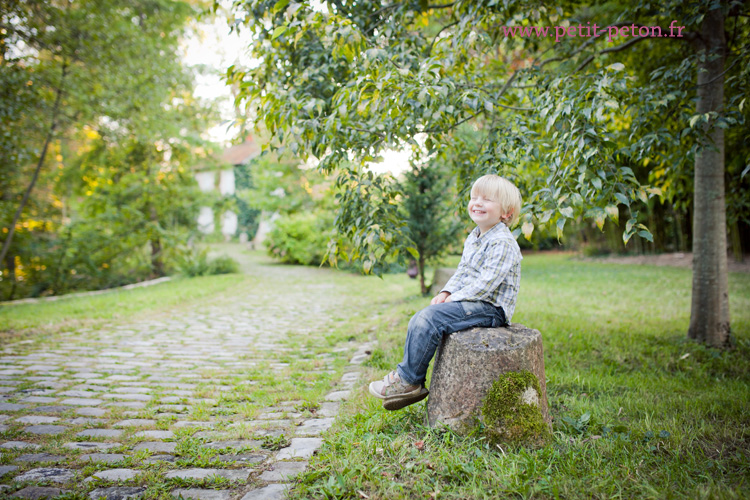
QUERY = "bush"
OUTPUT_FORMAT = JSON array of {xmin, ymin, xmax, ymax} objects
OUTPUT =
[
  {"xmin": 176, "ymin": 248, "xmax": 239, "ymax": 277},
  {"xmin": 265, "ymin": 211, "xmax": 333, "ymax": 266}
]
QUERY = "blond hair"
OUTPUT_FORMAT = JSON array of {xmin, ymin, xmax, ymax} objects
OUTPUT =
[{"xmin": 471, "ymin": 174, "xmax": 522, "ymax": 227}]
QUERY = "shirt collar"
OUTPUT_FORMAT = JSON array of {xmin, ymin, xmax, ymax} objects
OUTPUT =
[{"xmin": 472, "ymin": 221, "xmax": 506, "ymax": 239}]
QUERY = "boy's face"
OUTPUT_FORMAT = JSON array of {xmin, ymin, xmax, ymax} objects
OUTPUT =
[{"xmin": 468, "ymin": 189, "xmax": 507, "ymax": 233}]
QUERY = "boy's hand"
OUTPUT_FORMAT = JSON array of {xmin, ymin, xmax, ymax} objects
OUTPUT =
[{"xmin": 431, "ymin": 291, "xmax": 452, "ymax": 305}]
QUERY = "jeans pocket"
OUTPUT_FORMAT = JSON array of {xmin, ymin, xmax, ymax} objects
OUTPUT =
[{"xmin": 459, "ymin": 300, "xmax": 485, "ymax": 317}]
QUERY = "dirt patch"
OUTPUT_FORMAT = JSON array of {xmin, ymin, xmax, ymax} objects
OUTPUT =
[{"xmin": 583, "ymin": 252, "xmax": 750, "ymax": 273}]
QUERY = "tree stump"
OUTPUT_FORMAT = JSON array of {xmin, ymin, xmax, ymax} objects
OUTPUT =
[
  {"xmin": 427, "ymin": 323, "xmax": 550, "ymax": 443},
  {"xmin": 429, "ymin": 267, "xmax": 455, "ymax": 295}
]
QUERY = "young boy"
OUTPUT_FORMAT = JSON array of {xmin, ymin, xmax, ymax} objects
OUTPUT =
[{"xmin": 369, "ymin": 174, "xmax": 523, "ymax": 410}]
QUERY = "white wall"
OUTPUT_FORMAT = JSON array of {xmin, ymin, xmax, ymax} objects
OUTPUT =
[{"xmin": 197, "ymin": 206, "xmax": 214, "ymax": 234}]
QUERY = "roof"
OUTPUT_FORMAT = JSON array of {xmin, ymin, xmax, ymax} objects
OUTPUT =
[{"xmin": 222, "ymin": 136, "xmax": 261, "ymax": 166}]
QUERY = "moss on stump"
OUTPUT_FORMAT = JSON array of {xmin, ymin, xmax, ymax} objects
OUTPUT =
[
  {"xmin": 426, "ymin": 324, "xmax": 550, "ymax": 443},
  {"xmin": 481, "ymin": 370, "xmax": 550, "ymax": 446}
]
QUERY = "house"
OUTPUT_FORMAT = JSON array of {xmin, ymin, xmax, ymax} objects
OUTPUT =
[{"xmin": 194, "ymin": 136, "xmax": 260, "ymax": 238}]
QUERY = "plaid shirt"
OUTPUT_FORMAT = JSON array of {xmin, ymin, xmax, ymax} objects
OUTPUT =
[{"xmin": 441, "ymin": 222, "xmax": 522, "ymax": 321}]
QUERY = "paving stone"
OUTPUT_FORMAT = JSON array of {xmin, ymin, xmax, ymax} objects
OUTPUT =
[
  {"xmin": 16, "ymin": 416, "xmax": 60, "ymax": 424},
  {"xmin": 275, "ymin": 438, "xmax": 323, "ymax": 460},
  {"xmin": 14, "ymin": 453, "xmax": 67, "ymax": 463},
  {"xmin": 11, "ymin": 486, "xmax": 67, "ymax": 499},
  {"xmin": 316, "ymin": 402, "xmax": 341, "ymax": 417},
  {"xmin": 0, "ymin": 386, "xmax": 18, "ymax": 393},
  {"xmin": 0, "ymin": 464, "xmax": 19, "ymax": 476},
  {"xmin": 295, "ymin": 417, "xmax": 335, "ymax": 436},
  {"xmin": 60, "ymin": 398, "xmax": 103, "ymax": 406},
  {"xmin": 76, "ymin": 407, "xmax": 107, "ymax": 417},
  {"xmin": 81, "ymin": 453, "xmax": 126, "ymax": 464},
  {"xmin": 58, "ymin": 390, "xmax": 102, "ymax": 398},
  {"xmin": 172, "ymin": 420, "xmax": 214, "ymax": 429},
  {"xmin": 29, "ymin": 405, "xmax": 74, "ymax": 413},
  {"xmin": 1, "ymin": 441, "xmax": 41, "ymax": 449},
  {"xmin": 204, "ymin": 439, "xmax": 262, "ymax": 450},
  {"xmin": 133, "ymin": 441, "xmax": 176, "ymax": 453},
  {"xmin": 77, "ymin": 429, "xmax": 123, "ymax": 438},
  {"xmin": 107, "ymin": 402, "xmax": 146, "ymax": 409},
  {"xmin": 324, "ymin": 390, "xmax": 351, "ymax": 401},
  {"xmin": 0, "ymin": 402, "xmax": 29, "ymax": 411},
  {"xmin": 63, "ymin": 442, "xmax": 119, "ymax": 451},
  {"xmin": 0, "ymin": 414, "xmax": 10, "ymax": 422},
  {"xmin": 68, "ymin": 417, "xmax": 104, "ymax": 425},
  {"xmin": 143, "ymin": 454, "xmax": 175, "ymax": 463},
  {"xmin": 103, "ymin": 394, "xmax": 152, "ymax": 402},
  {"xmin": 156, "ymin": 404, "xmax": 188, "ymax": 412},
  {"xmin": 170, "ymin": 489, "xmax": 232, "ymax": 500},
  {"xmin": 24, "ymin": 425, "xmax": 68, "ymax": 435},
  {"xmin": 217, "ymin": 453, "xmax": 266, "ymax": 464},
  {"xmin": 114, "ymin": 419, "xmax": 155, "ymax": 428},
  {"xmin": 85, "ymin": 468, "xmax": 138, "ymax": 482},
  {"xmin": 164, "ymin": 468, "xmax": 252, "ymax": 481},
  {"xmin": 239, "ymin": 484, "xmax": 289, "ymax": 500},
  {"xmin": 88, "ymin": 486, "xmax": 146, "ymax": 500},
  {"xmin": 112, "ymin": 387, "xmax": 151, "ymax": 394},
  {"xmin": 20, "ymin": 396, "xmax": 58, "ymax": 403},
  {"xmin": 0, "ymin": 423, "xmax": 9, "ymax": 432},
  {"xmin": 258, "ymin": 461, "xmax": 308, "ymax": 481},
  {"xmin": 135, "ymin": 430, "xmax": 172, "ymax": 439},
  {"xmin": 73, "ymin": 384, "xmax": 109, "ymax": 392},
  {"xmin": 15, "ymin": 467, "xmax": 75, "ymax": 483}
]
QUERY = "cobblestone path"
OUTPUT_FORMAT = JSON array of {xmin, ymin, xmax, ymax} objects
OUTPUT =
[{"xmin": 0, "ymin": 255, "xmax": 375, "ymax": 499}]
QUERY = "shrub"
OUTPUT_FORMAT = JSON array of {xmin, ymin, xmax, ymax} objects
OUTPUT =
[
  {"xmin": 177, "ymin": 248, "xmax": 239, "ymax": 277},
  {"xmin": 265, "ymin": 211, "xmax": 333, "ymax": 266}
]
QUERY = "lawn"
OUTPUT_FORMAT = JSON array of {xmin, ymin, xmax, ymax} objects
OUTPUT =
[{"xmin": 289, "ymin": 252, "xmax": 750, "ymax": 500}]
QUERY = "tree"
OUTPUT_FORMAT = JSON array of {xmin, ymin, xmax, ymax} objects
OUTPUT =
[
  {"xmin": 400, "ymin": 163, "xmax": 462, "ymax": 295},
  {"xmin": 1, "ymin": 0, "xmax": 217, "ymax": 297},
  {"xmin": 227, "ymin": 0, "xmax": 749, "ymax": 348}
]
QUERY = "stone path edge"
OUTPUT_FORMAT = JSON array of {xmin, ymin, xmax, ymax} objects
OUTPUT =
[{"xmin": 0, "ymin": 277, "xmax": 173, "ymax": 307}]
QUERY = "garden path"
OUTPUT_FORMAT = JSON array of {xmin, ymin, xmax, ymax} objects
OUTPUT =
[{"xmin": 0, "ymin": 253, "xmax": 373, "ymax": 499}]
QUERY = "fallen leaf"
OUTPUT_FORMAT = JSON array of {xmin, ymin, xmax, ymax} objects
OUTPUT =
[
  {"xmin": 358, "ymin": 490, "xmax": 370, "ymax": 499},
  {"xmin": 414, "ymin": 440, "xmax": 425, "ymax": 451},
  {"xmin": 679, "ymin": 353, "xmax": 690, "ymax": 360}
]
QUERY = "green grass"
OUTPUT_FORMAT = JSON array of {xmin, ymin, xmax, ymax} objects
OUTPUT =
[{"xmin": 289, "ymin": 253, "xmax": 750, "ymax": 500}]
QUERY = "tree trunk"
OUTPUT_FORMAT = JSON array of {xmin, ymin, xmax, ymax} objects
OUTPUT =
[
  {"xmin": 0, "ymin": 62, "xmax": 67, "ymax": 266},
  {"xmin": 149, "ymin": 205, "xmax": 164, "ymax": 277},
  {"xmin": 688, "ymin": 8, "xmax": 731, "ymax": 348},
  {"xmin": 4, "ymin": 253, "xmax": 16, "ymax": 301},
  {"xmin": 418, "ymin": 254, "xmax": 427, "ymax": 295}
]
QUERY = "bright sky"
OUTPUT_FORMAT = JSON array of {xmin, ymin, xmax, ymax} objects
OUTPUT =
[{"xmin": 180, "ymin": 5, "xmax": 412, "ymax": 176}]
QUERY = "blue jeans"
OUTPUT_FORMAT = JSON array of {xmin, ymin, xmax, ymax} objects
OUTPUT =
[{"xmin": 396, "ymin": 300, "xmax": 507, "ymax": 385}]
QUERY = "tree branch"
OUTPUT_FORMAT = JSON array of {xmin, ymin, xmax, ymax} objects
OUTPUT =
[
  {"xmin": 426, "ymin": 19, "xmax": 459, "ymax": 56},
  {"xmin": 1, "ymin": 60, "xmax": 67, "ymax": 266},
  {"xmin": 575, "ymin": 35, "xmax": 649, "ymax": 72}
]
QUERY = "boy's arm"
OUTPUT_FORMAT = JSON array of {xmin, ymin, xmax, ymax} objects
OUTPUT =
[
  {"xmin": 448, "ymin": 239, "xmax": 518, "ymax": 303},
  {"xmin": 440, "ymin": 252, "xmax": 467, "ymax": 295}
]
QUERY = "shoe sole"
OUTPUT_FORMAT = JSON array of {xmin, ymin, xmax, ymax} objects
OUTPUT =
[{"xmin": 382, "ymin": 387, "xmax": 429, "ymax": 411}]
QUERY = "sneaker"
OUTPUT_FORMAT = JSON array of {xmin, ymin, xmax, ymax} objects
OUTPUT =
[{"xmin": 368, "ymin": 370, "xmax": 429, "ymax": 411}]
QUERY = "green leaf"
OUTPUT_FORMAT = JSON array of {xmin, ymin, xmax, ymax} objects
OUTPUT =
[
  {"xmin": 614, "ymin": 193, "xmax": 630, "ymax": 206},
  {"xmin": 556, "ymin": 218, "xmax": 566, "ymax": 240},
  {"xmin": 607, "ymin": 63, "xmax": 625, "ymax": 72},
  {"xmin": 272, "ymin": 26, "xmax": 287, "ymax": 40},
  {"xmin": 638, "ymin": 229, "xmax": 654, "ymax": 242}
]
